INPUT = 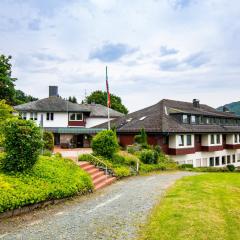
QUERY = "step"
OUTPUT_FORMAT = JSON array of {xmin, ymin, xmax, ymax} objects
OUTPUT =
[
  {"xmin": 93, "ymin": 175, "xmax": 108, "ymax": 185},
  {"xmin": 78, "ymin": 161, "xmax": 90, "ymax": 168},
  {"xmin": 81, "ymin": 165, "xmax": 95, "ymax": 171},
  {"xmin": 95, "ymin": 177, "xmax": 117, "ymax": 190},
  {"xmin": 91, "ymin": 171, "xmax": 105, "ymax": 180},
  {"xmin": 87, "ymin": 168, "xmax": 100, "ymax": 175}
]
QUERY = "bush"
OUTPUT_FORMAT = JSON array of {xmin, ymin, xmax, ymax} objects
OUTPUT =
[
  {"xmin": 43, "ymin": 131, "xmax": 54, "ymax": 151},
  {"xmin": 92, "ymin": 130, "xmax": 119, "ymax": 158},
  {"xmin": 118, "ymin": 151, "xmax": 138, "ymax": 166},
  {"xmin": 179, "ymin": 164, "xmax": 194, "ymax": 169},
  {"xmin": 112, "ymin": 153, "xmax": 125, "ymax": 164},
  {"xmin": 227, "ymin": 164, "xmax": 235, "ymax": 172},
  {"xmin": 139, "ymin": 149, "xmax": 159, "ymax": 164},
  {"xmin": 134, "ymin": 128, "xmax": 147, "ymax": 145},
  {"xmin": 154, "ymin": 145, "xmax": 161, "ymax": 154},
  {"xmin": 113, "ymin": 166, "xmax": 131, "ymax": 177},
  {"xmin": 2, "ymin": 119, "xmax": 43, "ymax": 172},
  {"xmin": 0, "ymin": 156, "xmax": 93, "ymax": 213},
  {"xmin": 54, "ymin": 152, "xmax": 62, "ymax": 158},
  {"xmin": 41, "ymin": 149, "xmax": 52, "ymax": 157}
]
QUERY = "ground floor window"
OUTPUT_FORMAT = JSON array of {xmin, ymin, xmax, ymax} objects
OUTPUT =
[
  {"xmin": 238, "ymin": 154, "xmax": 240, "ymax": 162},
  {"xmin": 215, "ymin": 157, "xmax": 220, "ymax": 166},
  {"xmin": 227, "ymin": 155, "xmax": 231, "ymax": 164},
  {"xmin": 232, "ymin": 154, "xmax": 236, "ymax": 163},
  {"xmin": 222, "ymin": 156, "xmax": 226, "ymax": 165},
  {"xmin": 209, "ymin": 157, "xmax": 214, "ymax": 167}
]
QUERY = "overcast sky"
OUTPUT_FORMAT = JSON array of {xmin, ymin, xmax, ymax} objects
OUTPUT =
[{"xmin": 1, "ymin": 0, "xmax": 240, "ymax": 111}]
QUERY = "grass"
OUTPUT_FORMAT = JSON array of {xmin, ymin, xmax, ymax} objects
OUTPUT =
[
  {"xmin": 138, "ymin": 173, "xmax": 240, "ymax": 240},
  {"xmin": 0, "ymin": 155, "xmax": 93, "ymax": 213}
]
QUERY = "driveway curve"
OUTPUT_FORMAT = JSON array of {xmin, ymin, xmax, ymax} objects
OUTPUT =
[{"xmin": 0, "ymin": 172, "xmax": 196, "ymax": 240}]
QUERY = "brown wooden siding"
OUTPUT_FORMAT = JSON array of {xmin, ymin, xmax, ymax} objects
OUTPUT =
[
  {"xmin": 168, "ymin": 148, "xmax": 196, "ymax": 155},
  {"xmin": 201, "ymin": 145, "xmax": 224, "ymax": 152},
  {"xmin": 225, "ymin": 144, "xmax": 240, "ymax": 149},
  {"xmin": 68, "ymin": 121, "xmax": 86, "ymax": 126}
]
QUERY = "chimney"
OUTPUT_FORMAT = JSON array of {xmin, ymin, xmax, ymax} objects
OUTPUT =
[
  {"xmin": 193, "ymin": 99, "xmax": 200, "ymax": 108},
  {"xmin": 49, "ymin": 86, "xmax": 58, "ymax": 97}
]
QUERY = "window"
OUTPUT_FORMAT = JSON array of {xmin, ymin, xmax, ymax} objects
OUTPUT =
[
  {"xmin": 178, "ymin": 135, "xmax": 184, "ymax": 146},
  {"xmin": 30, "ymin": 112, "xmax": 34, "ymax": 120},
  {"xmin": 222, "ymin": 156, "xmax": 226, "ymax": 165},
  {"xmin": 46, "ymin": 112, "xmax": 54, "ymax": 121},
  {"xmin": 210, "ymin": 134, "xmax": 215, "ymax": 144},
  {"xmin": 235, "ymin": 134, "xmax": 238, "ymax": 143},
  {"xmin": 216, "ymin": 134, "xmax": 220, "ymax": 144},
  {"xmin": 22, "ymin": 112, "xmax": 27, "ymax": 120},
  {"xmin": 209, "ymin": 157, "xmax": 214, "ymax": 166},
  {"xmin": 163, "ymin": 136, "xmax": 169, "ymax": 145},
  {"xmin": 215, "ymin": 157, "xmax": 220, "ymax": 166},
  {"xmin": 30, "ymin": 112, "xmax": 37, "ymax": 120},
  {"xmin": 227, "ymin": 155, "xmax": 231, "ymax": 164},
  {"xmin": 206, "ymin": 118, "xmax": 210, "ymax": 124},
  {"xmin": 69, "ymin": 113, "xmax": 83, "ymax": 121},
  {"xmin": 238, "ymin": 154, "xmax": 240, "ymax": 162},
  {"xmin": 182, "ymin": 115, "xmax": 188, "ymax": 123},
  {"xmin": 191, "ymin": 115, "xmax": 196, "ymax": 124},
  {"xmin": 232, "ymin": 154, "xmax": 236, "ymax": 163},
  {"xmin": 186, "ymin": 135, "xmax": 192, "ymax": 146}
]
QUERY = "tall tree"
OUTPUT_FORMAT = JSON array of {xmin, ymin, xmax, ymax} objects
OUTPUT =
[
  {"xmin": 0, "ymin": 55, "xmax": 16, "ymax": 105},
  {"xmin": 68, "ymin": 96, "xmax": 77, "ymax": 103},
  {"xmin": 86, "ymin": 90, "xmax": 128, "ymax": 114}
]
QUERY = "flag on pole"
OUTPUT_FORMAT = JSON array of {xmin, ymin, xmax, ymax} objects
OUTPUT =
[{"xmin": 106, "ymin": 66, "xmax": 111, "ymax": 108}]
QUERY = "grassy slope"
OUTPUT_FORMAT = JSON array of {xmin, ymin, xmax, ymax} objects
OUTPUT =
[
  {"xmin": 138, "ymin": 173, "xmax": 240, "ymax": 240},
  {"xmin": 0, "ymin": 155, "xmax": 93, "ymax": 213}
]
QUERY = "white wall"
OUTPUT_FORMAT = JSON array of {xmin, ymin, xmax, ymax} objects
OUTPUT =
[
  {"xmin": 85, "ymin": 117, "xmax": 114, "ymax": 128},
  {"xmin": 201, "ymin": 134, "xmax": 222, "ymax": 146},
  {"xmin": 171, "ymin": 149, "xmax": 240, "ymax": 167},
  {"xmin": 169, "ymin": 134, "xmax": 194, "ymax": 149}
]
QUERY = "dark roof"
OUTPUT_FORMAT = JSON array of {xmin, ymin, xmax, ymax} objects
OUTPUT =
[
  {"xmin": 14, "ymin": 96, "xmax": 124, "ymax": 118},
  {"xmin": 44, "ymin": 127, "xmax": 104, "ymax": 134},
  {"xmin": 95, "ymin": 99, "xmax": 240, "ymax": 133}
]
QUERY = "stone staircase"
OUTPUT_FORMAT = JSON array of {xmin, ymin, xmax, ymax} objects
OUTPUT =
[{"xmin": 77, "ymin": 161, "xmax": 116, "ymax": 190}]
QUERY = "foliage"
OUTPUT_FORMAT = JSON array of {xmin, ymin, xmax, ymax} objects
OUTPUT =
[
  {"xmin": 134, "ymin": 128, "xmax": 147, "ymax": 145},
  {"xmin": 178, "ymin": 164, "xmax": 194, "ymax": 169},
  {"xmin": 2, "ymin": 119, "xmax": 43, "ymax": 172},
  {"xmin": 113, "ymin": 166, "xmax": 131, "ymax": 177},
  {"xmin": 68, "ymin": 96, "xmax": 77, "ymax": 103},
  {"xmin": 117, "ymin": 151, "xmax": 138, "ymax": 166},
  {"xmin": 14, "ymin": 89, "xmax": 38, "ymax": 105},
  {"xmin": 112, "ymin": 153, "xmax": 126, "ymax": 164},
  {"xmin": 86, "ymin": 90, "xmax": 128, "ymax": 114},
  {"xmin": 0, "ymin": 55, "xmax": 16, "ymax": 105},
  {"xmin": 127, "ymin": 144, "xmax": 141, "ymax": 154},
  {"xmin": 138, "ymin": 173, "xmax": 240, "ymax": 240},
  {"xmin": 0, "ymin": 155, "xmax": 93, "ymax": 213},
  {"xmin": 139, "ymin": 149, "xmax": 159, "ymax": 164},
  {"xmin": 0, "ymin": 100, "xmax": 16, "ymax": 146},
  {"xmin": 43, "ymin": 131, "xmax": 54, "ymax": 151},
  {"xmin": 153, "ymin": 145, "xmax": 161, "ymax": 154},
  {"xmin": 41, "ymin": 149, "xmax": 52, "ymax": 157},
  {"xmin": 227, "ymin": 164, "xmax": 235, "ymax": 172},
  {"xmin": 92, "ymin": 130, "xmax": 119, "ymax": 158}
]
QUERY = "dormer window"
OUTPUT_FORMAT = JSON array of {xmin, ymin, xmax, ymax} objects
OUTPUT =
[
  {"xmin": 191, "ymin": 115, "xmax": 196, "ymax": 124},
  {"xmin": 182, "ymin": 115, "xmax": 188, "ymax": 123}
]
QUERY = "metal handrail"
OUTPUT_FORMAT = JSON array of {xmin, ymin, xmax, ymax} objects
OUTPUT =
[{"xmin": 89, "ymin": 154, "xmax": 108, "ymax": 178}]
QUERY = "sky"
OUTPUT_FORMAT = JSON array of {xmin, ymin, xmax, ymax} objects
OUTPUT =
[{"xmin": 1, "ymin": 0, "xmax": 240, "ymax": 112}]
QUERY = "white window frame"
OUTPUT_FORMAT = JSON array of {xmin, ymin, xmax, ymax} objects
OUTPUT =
[
  {"xmin": 46, "ymin": 112, "xmax": 54, "ymax": 121},
  {"xmin": 69, "ymin": 112, "xmax": 83, "ymax": 121}
]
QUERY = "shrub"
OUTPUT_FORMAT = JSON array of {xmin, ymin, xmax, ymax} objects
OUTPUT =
[
  {"xmin": 139, "ymin": 149, "xmax": 159, "ymax": 164},
  {"xmin": 127, "ymin": 144, "xmax": 141, "ymax": 154},
  {"xmin": 41, "ymin": 149, "xmax": 52, "ymax": 157},
  {"xmin": 54, "ymin": 152, "xmax": 62, "ymax": 158},
  {"xmin": 118, "ymin": 151, "xmax": 138, "ymax": 166},
  {"xmin": 134, "ymin": 128, "xmax": 147, "ymax": 145},
  {"xmin": 79, "ymin": 154, "xmax": 96, "ymax": 163},
  {"xmin": 112, "ymin": 153, "xmax": 125, "ymax": 164},
  {"xmin": 154, "ymin": 145, "xmax": 161, "ymax": 154},
  {"xmin": 2, "ymin": 119, "xmax": 43, "ymax": 172},
  {"xmin": 92, "ymin": 130, "xmax": 119, "ymax": 158},
  {"xmin": 113, "ymin": 166, "xmax": 131, "ymax": 178},
  {"xmin": 179, "ymin": 164, "xmax": 194, "ymax": 169},
  {"xmin": 0, "ymin": 156, "xmax": 93, "ymax": 213},
  {"xmin": 43, "ymin": 131, "xmax": 54, "ymax": 151},
  {"xmin": 227, "ymin": 164, "xmax": 235, "ymax": 172}
]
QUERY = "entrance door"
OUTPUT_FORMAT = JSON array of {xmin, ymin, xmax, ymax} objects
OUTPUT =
[
  {"xmin": 76, "ymin": 134, "xmax": 84, "ymax": 147},
  {"xmin": 54, "ymin": 133, "xmax": 60, "ymax": 145}
]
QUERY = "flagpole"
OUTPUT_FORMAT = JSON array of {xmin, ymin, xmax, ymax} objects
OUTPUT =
[{"xmin": 106, "ymin": 66, "xmax": 110, "ymax": 130}]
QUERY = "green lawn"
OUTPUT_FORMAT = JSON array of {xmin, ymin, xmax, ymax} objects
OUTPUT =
[{"xmin": 138, "ymin": 173, "xmax": 240, "ymax": 240}]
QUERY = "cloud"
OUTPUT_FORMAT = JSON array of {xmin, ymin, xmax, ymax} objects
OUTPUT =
[
  {"xmin": 159, "ymin": 59, "xmax": 180, "ymax": 71},
  {"xmin": 184, "ymin": 52, "xmax": 209, "ymax": 68},
  {"xmin": 168, "ymin": 0, "xmax": 193, "ymax": 9},
  {"xmin": 89, "ymin": 43, "xmax": 137, "ymax": 62},
  {"xmin": 31, "ymin": 53, "xmax": 65, "ymax": 62},
  {"xmin": 28, "ymin": 19, "xmax": 41, "ymax": 31},
  {"xmin": 160, "ymin": 46, "xmax": 179, "ymax": 56}
]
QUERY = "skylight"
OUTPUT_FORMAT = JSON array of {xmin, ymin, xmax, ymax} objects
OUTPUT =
[
  {"xmin": 126, "ymin": 118, "xmax": 132, "ymax": 122},
  {"xmin": 139, "ymin": 116, "xmax": 147, "ymax": 121}
]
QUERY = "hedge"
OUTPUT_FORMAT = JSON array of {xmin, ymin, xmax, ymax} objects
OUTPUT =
[{"xmin": 0, "ymin": 155, "xmax": 93, "ymax": 213}]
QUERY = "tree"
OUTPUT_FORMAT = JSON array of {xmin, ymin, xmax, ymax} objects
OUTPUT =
[
  {"xmin": 134, "ymin": 128, "xmax": 147, "ymax": 145},
  {"xmin": 0, "ymin": 100, "xmax": 16, "ymax": 146},
  {"xmin": 92, "ymin": 130, "xmax": 119, "ymax": 158},
  {"xmin": 14, "ymin": 89, "xmax": 38, "ymax": 105},
  {"xmin": 2, "ymin": 119, "xmax": 43, "ymax": 172},
  {"xmin": 0, "ymin": 55, "xmax": 16, "ymax": 105},
  {"xmin": 68, "ymin": 96, "xmax": 77, "ymax": 103},
  {"xmin": 86, "ymin": 90, "xmax": 128, "ymax": 114}
]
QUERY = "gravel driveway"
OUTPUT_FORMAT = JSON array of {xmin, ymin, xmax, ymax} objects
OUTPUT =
[{"xmin": 0, "ymin": 171, "xmax": 196, "ymax": 240}]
